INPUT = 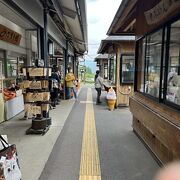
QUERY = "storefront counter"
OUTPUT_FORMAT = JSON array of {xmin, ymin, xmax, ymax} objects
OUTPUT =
[
  {"xmin": 5, "ymin": 94, "xmax": 24, "ymax": 120},
  {"xmin": 0, "ymin": 93, "xmax": 4, "ymax": 123}
]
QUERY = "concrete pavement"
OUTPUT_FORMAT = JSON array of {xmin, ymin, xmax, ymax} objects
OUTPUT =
[
  {"xmin": 39, "ymin": 87, "xmax": 159, "ymax": 180},
  {"xmin": 0, "ymin": 98, "xmax": 75, "ymax": 180},
  {"xmin": 93, "ymin": 90, "xmax": 159, "ymax": 180},
  {"xmin": 0, "ymin": 85, "xmax": 159, "ymax": 179},
  {"xmin": 39, "ymin": 87, "xmax": 88, "ymax": 180}
]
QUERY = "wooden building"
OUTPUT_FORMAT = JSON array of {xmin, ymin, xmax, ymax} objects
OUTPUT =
[
  {"xmin": 94, "ymin": 54, "xmax": 109, "ymax": 79},
  {"xmin": 97, "ymin": 36, "xmax": 135, "ymax": 106},
  {"xmin": 107, "ymin": 0, "xmax": 180, "ymax": 164},
  {"xmin": 0, "ymin": 0, "xmax": 88, "ymax": 122}
]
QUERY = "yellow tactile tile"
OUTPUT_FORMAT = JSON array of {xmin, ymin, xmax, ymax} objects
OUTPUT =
[
  {"xmin": 79, "ymin": 175, "xmax": 101, "ymax": 180},
  {"xmin": 79, "ymin": 88, "xmax": 101, "ymax": 180}
]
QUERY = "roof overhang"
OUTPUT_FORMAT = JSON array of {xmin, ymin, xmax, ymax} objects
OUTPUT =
[
  {"xmin": 50, "ymin": 0, "xmax": 88, "ymax": 54},
  {"xmin": 97, "ymin": 36, "xmax": 135, "ymax": 54},
  {"xmin": 107, "ymin": 0, "xmax": 137, "ymax": 35},
  {"xmin": 94, "ymin": 54, "xmax": 109, "ymax": 62},
  {"xmin": 107, "ymin": 0, "xmax": 180, "ymax": 36}
]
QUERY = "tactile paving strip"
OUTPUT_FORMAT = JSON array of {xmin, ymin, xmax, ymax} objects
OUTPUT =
[{"xmin": 79, "ymin": 88, "xmax": 101, "ymax": 180}]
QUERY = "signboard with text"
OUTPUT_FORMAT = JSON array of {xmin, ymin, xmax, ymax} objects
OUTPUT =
[
  {"xmin": 136, "ymin": 0, "xmax": 180, "ymax": 35},
  {"xmin": 0, "ymin": 24, "xmax": 22, "ymax": 45},
  {"xmin": 144, "ymin": 0, "xmax": 180, "ymax": 25}
]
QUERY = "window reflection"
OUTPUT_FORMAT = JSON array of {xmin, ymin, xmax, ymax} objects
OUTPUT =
[
  {"xmin": 137, "ymin": 38, "xmax": 146, "ymax": 92},
  {"xmin": 166, "ymin": 20, "xmax": 180, "ymax": 105},
  {"xmin": 104, "ymin": 63, "xmax": 108, "ymax": 79},
  {"xmin": 109, "ymin": 58, "xmax": 114, "ymax": 82},
  {"xmin": 145, "ymin": 30, "xmax": 162, "ymax": 98},
  {"xmin": 121, "ymin": 54, "xmax": 135, "ymax": 84}
]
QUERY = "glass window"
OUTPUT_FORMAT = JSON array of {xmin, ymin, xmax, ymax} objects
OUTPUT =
[
  {"xmin": 137, "ymin": 38, "xmax": 146, "ymax": 92},
  {"xmin": 114, "ymin": 54, "xmax": 117, "ymax": 83},
  {"xmin": 144, "ymin": 30, "xmax": 163, "ymax": 98},
  {"xmin": 104, "ymin": 63, "xmax": 108, "ymax": 79},
  {"xmin": 7, "ymin": 57, "xmax": 18, "ymax": 77},
  {"xmin": 166, "ymin": 20, "xmax": 180, "ymax": 105},
  {"xmin": 0, "ymin": 50, "xmax": 5, "ymax": 77},
  {"xmin": 136, "ymin": 18, "xmax": 180, "ymax": 109},
  {"xmin": 109, "ymin": 58, "xmax": 114, "ymax": 81},
  {"xmin": 160, "ymin": 28, "xmax": 167, "ymax": 100},
  {"xmin": 6, "ymin": 56, "xmax": 25, "ymax": 78},
  {"xmin": 120, "ymin": 54, "xmax": 135, "ymax": 84}
]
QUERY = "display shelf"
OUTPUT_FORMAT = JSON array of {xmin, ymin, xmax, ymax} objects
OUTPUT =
[
  {"xmin": 22, "ymin": 65, "xmax": 52, "ymax": 135},
  {"xmin": 24, "ymin": 101, "xmax": 50, "ymax": 104},
  {"xmin": 25, "ymin": 89, "xmax": 50, "ymax": 93}
]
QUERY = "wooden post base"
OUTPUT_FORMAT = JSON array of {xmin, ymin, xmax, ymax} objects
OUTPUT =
[
  {"xmin": 26, "ymin": 125, "xmax": 50, "ymax": 135},
  {"xmin": 26, "ymin": 117, "xmax": 51, "ymax": 135}
]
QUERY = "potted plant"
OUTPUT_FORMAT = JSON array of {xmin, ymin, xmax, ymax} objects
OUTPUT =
[{"xmin": 106, "ymin": 87, "xmax": 116, "ymax": 111}]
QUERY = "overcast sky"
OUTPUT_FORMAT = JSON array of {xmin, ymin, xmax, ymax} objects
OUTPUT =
[{"xmin": 85, "ymin": 0, "xmax": 122, "ymax": 61}]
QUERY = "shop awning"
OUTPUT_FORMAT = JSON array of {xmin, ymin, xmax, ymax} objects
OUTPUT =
[
  {"xmin": 52, "ymin": 0, "xmax": 88, "ymax": 54},
  {"xmin": 3, "ymin": 0, "xmax": 88, "ymax": 55}
]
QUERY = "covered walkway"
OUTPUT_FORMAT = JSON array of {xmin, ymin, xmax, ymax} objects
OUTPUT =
[
  {"xmin": 0, "ymin": 85, "xmax": 159, "ymax": 179},
  {"xmin": 39, "ymin": 86, "xmax": 159, "ymax": 180}
]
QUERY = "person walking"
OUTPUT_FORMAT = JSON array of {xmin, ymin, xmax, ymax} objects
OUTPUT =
[
  {"xmin": 94, "ymin": 70, "xmax": 103, "ymax": 104},
  {"xmin": 65, "ymin": 67, "xmax": 77, "ymax": 100}
]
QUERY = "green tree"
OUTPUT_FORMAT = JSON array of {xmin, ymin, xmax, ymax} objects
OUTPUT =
[{"xmin": 86, "ymin": 66, "xmax": 92, "ymax": 74}]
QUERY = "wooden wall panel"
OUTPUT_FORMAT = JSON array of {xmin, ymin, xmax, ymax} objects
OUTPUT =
[
  {"xmin": 133, "ymin": 117, "xmax": 174, "ymax": 163},
  {"xmin": 130, "ymin": 95, "xmax": 180, "ymax": 163},
  {"xmin": 116, "ymin": 42, "xmax": 135, "ymax": 106},
  {"xmin": 117, "ymin": 85, "xmax": 134, "ymax": 106}
]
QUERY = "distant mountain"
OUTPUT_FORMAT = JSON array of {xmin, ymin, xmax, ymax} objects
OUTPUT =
[{"xmin": 79, "ymin": 59, "xmax": 96, "ymax": 73}]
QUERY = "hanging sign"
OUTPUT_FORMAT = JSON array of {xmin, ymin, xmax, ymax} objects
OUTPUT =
[
  {"xmin": 0, "ymin": 24, "xmax": 22, "ymax": 45},
  {"xmin": 144, "ymin": 0, "xmax": 180, "ymax": 25}
]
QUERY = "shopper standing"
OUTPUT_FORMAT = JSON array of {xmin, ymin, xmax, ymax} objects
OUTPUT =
[
  {"xmin": 50, "ymin": 65, "xmax": 60, "ymax": 107},
  {"xmin": 65, "ymin": 67, "xmax": 77, "ymax": 100},
  {"xmin": 94, "ymin": 70, "xmax": 103, "ymax": 104}
]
